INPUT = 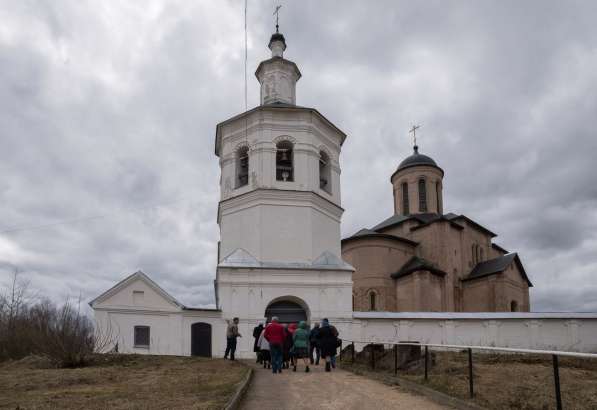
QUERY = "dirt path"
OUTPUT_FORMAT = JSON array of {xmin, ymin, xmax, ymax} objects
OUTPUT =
[{"xmin": 240, "ymin": 361, "xmax": 450, "ymax": 410}]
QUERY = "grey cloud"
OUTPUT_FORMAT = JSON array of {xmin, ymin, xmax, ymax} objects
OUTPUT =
[{"xmin": 1, "ymin": 0, "xmax": 596, "ymax": 312}]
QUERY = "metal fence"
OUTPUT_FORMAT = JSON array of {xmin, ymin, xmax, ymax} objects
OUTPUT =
[{"xmin": 339, "ymin": 339, "xmax": 597, "ymax": 410}]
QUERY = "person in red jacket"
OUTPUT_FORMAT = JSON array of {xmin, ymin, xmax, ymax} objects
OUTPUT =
[{"xmin": 264, "ymin": 316, "xmax": 285, "ymax": 374}]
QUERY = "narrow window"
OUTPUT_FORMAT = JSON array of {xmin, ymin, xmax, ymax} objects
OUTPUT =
[
  {"xmin": 319, "ymin": 150, "xmax": 331, "ymax": 193},
  {"xmin": 369, "ymin": 291, "xmax": 377, "ymax": 311},
  {"xmin": 276, "ymin": 141, "xmax": 293, "ymax": 181},
  {"xmin": 480, "ymin": 247, "xmax": 484, "ymax": 262},
  {"xmin": 134, "ymin": 326, "xmax": 150, "ymax": 348},
  {"xmin": 436, "ymin": 181, "xmax": 441, "ymax": 213},
  {"xmin": 236, "ymin": 146, "xmax": 249, "ymax": 188},
  {"xmin": 471, "ymin": 244, "xmax": 476, "ymax": 264},
  {"xmin": 418, "ymin": 178, "xmax": 427, "ymax": 212},
  {"xmin": 402, "ymin": 182, "xmax": 409, "ymax": 215},
  {"xmin": 510, "ymin": 300, "xmax": 518, "ymax": 312},
  {"xmin": 132, "ymin": 290, "xmax": 144, "ymax": 305}
]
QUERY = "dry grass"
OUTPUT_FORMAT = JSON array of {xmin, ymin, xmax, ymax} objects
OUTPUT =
[
  {"xmin": 340, "ymin": 349, "xmax": 597, "ymax": 410},
  {"xmin": 0, "ymin": 354, "xmax": 248, "ymax": 410}
]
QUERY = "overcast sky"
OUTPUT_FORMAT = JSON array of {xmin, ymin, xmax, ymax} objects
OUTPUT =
[{"xmin": 1, "ymin": 1, "xmax": 596, "ymax": 312}]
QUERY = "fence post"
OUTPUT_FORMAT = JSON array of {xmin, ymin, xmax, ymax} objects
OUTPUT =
[
  {"xmin": 468, "ymin": 348, "xmax": 474, "ymax": 398},
  {"xmin": 424, "ymin": 345, "xmax": 429, "ymax": 381},
  {"xmin": 553, "ymin": 355, "xmax": 563, "ymax": 410},
  {"xmin": 394, "ymin": 344, "xmax": 398, "ymax": 376},
  {"xmin": 351, "ymin": 341, "xmax": 355, "ymax": 364},
  {"xmin": 371, "ymin": 345, "xmax": 375, "ymax": 370}
]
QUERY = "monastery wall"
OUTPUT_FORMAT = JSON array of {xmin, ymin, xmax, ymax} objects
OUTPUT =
[{"xmin": 349, "ymin": 312, "xmax": 597, "ymax": 353}]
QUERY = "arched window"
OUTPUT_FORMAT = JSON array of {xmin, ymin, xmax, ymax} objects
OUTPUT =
[
  {"xmin": 510, "ymin": 300, "xmax": 518, "ymax": 312},
  {"xmin": 369, "ymin": 291, "xmax": 377, "ymax": 311},
  {"xmin": 402, "ymin": 182, "xmax": 409, "ymax": 215},
  {"xmin": 479, "ymin": 247, "xmax": 484, "ymax": 262},
  {"xmin": 319, "ymin": 150, "xmax": 331, "ymax": 193},
  {"xmin": 236, "ymin": 146, "xmax": 249, "ymax": 188},
  {"xmin": 418, "ymin": 178, "xmax": 427, "ymax": 212},
  {"xmin": 436, "ymin": 181, "xmax": 442, "ymax": 213},
  {"xmin": 471, "ymin": 244, "xmax": 476, "ymax": 264},
  {"xmin": 276, "ymin": 141, "xmax": 293, "ymax": 181}
]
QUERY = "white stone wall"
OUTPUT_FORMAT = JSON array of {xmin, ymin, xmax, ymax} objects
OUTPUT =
[
  {"xmin": 94, "ymin": 308, "xmax": 225, "ymax": 356},
  {"xmin": 348, "ymin": 312, "xmax": 597, "ymax": 353}
]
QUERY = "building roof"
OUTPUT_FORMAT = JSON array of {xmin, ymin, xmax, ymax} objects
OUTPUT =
[
  {"xmin": 391, "ymin": 145, "xmax": 444, "ymax": 179},
  {"xmin": 391, "ymin": 256, "xmax": 447, "ymax": 279},
  {"xmin": 367, "ymin": 212, "xmax": 496, "ymax": 238},
  {"xmin": 464, "ymin": 253, "xmax": 533, "ymax": 286},
  {"xmin": 341, "ymin": 228, "xmax": 418, "ymax": 247},
  {"xmin": 89, "ymin": 270, "xmax": 221, "ymax": 311},
  {"xmin": 89, "ymin": 270, "xmax": 185, "ymax": 309}
]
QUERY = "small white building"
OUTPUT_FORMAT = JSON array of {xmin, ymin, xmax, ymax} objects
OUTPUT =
[{"xmin": 91, "ymin": 29, "xmax": 354, "ymax": 358}]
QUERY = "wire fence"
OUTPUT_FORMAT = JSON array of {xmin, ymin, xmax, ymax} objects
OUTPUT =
[{"xmin": 339, "ymin": 339, "xmax": 597, "ymax": 410}]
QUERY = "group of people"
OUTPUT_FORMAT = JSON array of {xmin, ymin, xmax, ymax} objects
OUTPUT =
[{"xmin": 252, "ymin": 317, "xmax": 340, "ymax": 373}]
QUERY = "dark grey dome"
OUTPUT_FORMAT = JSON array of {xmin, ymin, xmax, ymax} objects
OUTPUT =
[
  {"xmin": 395, "ymin": 146, "xmax": 443, "ymax": 175},
  {"xmin": 269, "ymin": 32, "xmax": 286, "ymax": 48}
]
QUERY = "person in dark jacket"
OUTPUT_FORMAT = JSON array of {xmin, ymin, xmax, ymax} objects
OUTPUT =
[
  {"xmin": 252, "ymin": 322, "xmax": 264, "ymax": 363},
  {"xmin": 317, "ymin": 318, "xmax": 338, "ymax": 372},
  {"xmin": 309, "ymin": 323, "xmax": 321, "ymax": 365},
  {"xmin": 282, "ymin": 324, "xmax": 294, "ymax": 369}
]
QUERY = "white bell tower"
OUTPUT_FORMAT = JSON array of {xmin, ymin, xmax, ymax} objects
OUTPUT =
[{"xmin": 213, "ymin": 28, "xmax": 353, "ymax": 358}]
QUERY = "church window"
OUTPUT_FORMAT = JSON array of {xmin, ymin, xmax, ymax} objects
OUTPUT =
[
  {"xmin": 480, "ymin": 247, "xmax": 484, "ymax": 262},
  {"xmin": 418, "ymin": 178, "xmax": 427, "ymax": 212},
  {"xmin": 134, "ymin": 326, "xmax": 150, "ymax": 348},
  {"xmin": 471, "ymin": 244, "xmax": 477, "ymax": 264},
  {"xmin": 319, "ymin": 150, "xmax": 331, "ymax": 193},
  {"xmin": 436, "ymin": 181, "xmax": 442, "ymax": 213},
  {"xmin": 510, "ymin": 300, "xmax": 518, "ymax": 312},
  {"xmin": 276, "ymin": 141, "xmax": 294, "ymax": 181},
  {"xmin": 369, "ymin": 291, "xmax": 377, "ymax": 311},
  {"xmin": 402, "ymin": 182, "xmax": 409, "ymax": 215},
  {"xmin": 236, "ymin": 146, "xmax": 249, "ymax": 188}
]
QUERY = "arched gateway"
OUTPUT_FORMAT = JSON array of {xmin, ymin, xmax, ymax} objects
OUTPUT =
[{"xmin": 265, "ymin": 298, "xmax": 309, "ymax": 323}]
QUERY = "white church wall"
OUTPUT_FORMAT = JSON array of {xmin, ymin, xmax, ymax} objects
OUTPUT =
[
  {"xmin": 218, "ymin": 190, "xmax": 343, "ymax": 264},
  {"xmin": 348, "ymin": 312, "xmax": 597, "ymax": 353}
]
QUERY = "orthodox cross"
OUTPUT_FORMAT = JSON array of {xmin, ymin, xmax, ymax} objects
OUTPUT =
[
  {"xmin": 274, "ymin": 5, "xmax": 282, "ymax": 32},
  {"xmin": 409, "ymin": 124, "xmax": 421, "ymax": 146}
]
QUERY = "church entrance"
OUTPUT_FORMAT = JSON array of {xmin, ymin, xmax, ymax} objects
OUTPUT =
[
  {"xmin": 190, "ymin": 322, "xmax": 212, "ymax": 357},
  {"xmin": 265, "ymin": 299, "xmax": 308, "ymax": 323}
]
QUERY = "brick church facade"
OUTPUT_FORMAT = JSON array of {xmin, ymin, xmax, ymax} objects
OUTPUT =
[{"xmin": 342, "ymin": 145, "xmax": 532, "ymax": 312}]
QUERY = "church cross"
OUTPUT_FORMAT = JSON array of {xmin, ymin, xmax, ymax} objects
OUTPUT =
[
  {"xmin": 409, "ymin": 124, "xmax": 421, "ymax": 146},
  {"xmin": 274, "ymin": 5, "xmax": 282, "ymax": 32}
]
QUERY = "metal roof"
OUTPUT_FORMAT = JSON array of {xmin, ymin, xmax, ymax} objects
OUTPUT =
[
  {"xmin": 391, "ymin": 256, "xmax": 447, "ymax": 279},
  {"xmin": 465, "ymin": 253, "xmax": 533, "ymax": 286}
]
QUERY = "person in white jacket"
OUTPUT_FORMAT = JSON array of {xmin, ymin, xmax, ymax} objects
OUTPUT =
[{"xmin": 257, "ymin": 326, "xmax": 271, "ymax": 369}]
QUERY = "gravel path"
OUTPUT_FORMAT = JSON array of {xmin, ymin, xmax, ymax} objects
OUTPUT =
[{"xmin": 240, "ymin": 361, "xmax": 449, "ymax": 410}]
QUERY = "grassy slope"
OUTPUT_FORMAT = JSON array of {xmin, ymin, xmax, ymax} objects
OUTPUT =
[
  {"xmin": 0, "ymin": 355, "xmax": 248, "ymax": 410},
  {"xmin": 341, "ymin": 350, "xmax": 597, "ymax": 410}
]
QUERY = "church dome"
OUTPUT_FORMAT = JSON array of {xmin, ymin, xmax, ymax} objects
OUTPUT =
[
  {"xmin": 268, "ymin": 32, "xmax": 286, "ymax": 49},
  {"xmin": 396, "ymin": 146, "xmax": 442, "ymax": 174}
]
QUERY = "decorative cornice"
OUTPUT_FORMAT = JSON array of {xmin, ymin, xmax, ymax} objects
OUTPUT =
[{"xmin": 218, "ymin": 188, "xmax": 344, "ymax": 222}]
